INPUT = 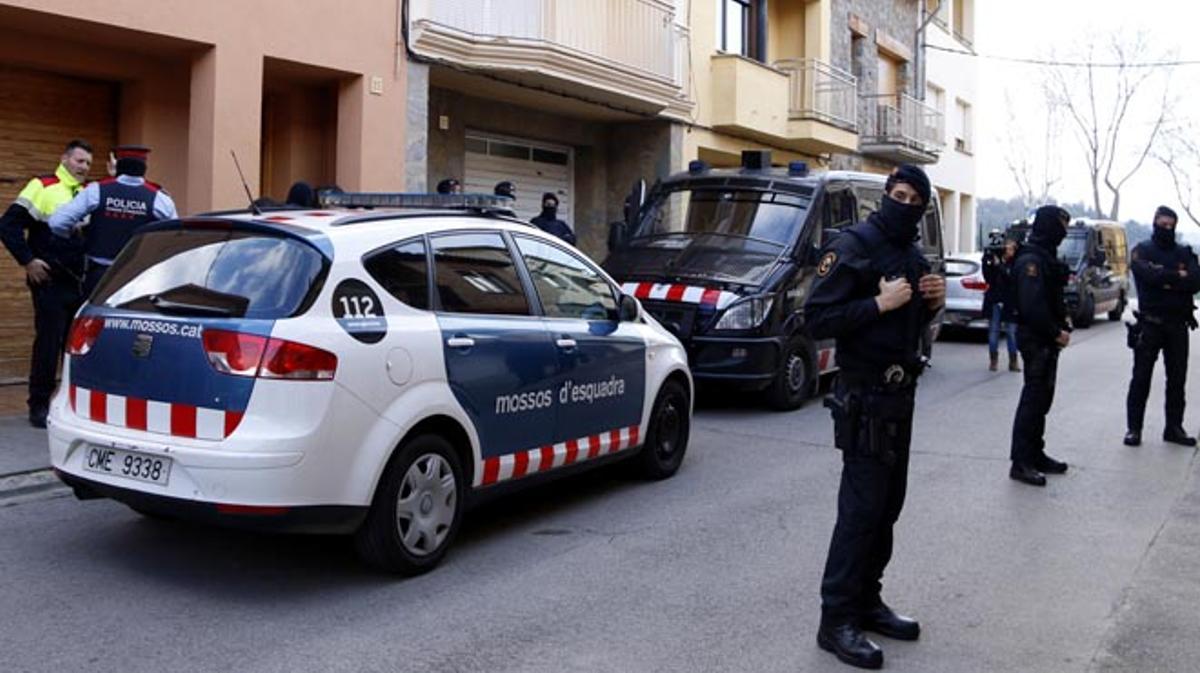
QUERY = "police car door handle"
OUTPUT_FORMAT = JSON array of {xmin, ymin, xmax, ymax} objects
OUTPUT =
[
  {"xmin": 446, "ymin": 336, "xmax": 475, "ymax": 349},
  {"xmin": 555, "ymin": 337, "xmax": 578, "ymax": 350}
]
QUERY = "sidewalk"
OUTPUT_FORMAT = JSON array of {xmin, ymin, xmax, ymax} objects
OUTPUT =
[{"xmin": 0, "ymin": 383, "xmax": 49, "ymax": 476}]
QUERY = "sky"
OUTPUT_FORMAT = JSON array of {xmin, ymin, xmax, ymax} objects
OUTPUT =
[{"xmin": 967, "ymin": 0, "xmax": 1200, "ymax": 226}]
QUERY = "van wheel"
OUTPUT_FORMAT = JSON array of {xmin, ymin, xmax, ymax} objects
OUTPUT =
[
  {"xmin": 354, "ymin": 434, "xmax": 464, "ymax": 575},
  {"xmin": 1075, "ymin": 293, "xmax": 1095, "ymax": 329},
  {"xmin": 1108, "ymin": 293, "xmax": 1126, "ymax": 321},
  {"xmin": 636, "ymin": 379, "xmax": 690, "ymax": 480},
  {"xmin": 765, "ymin": 338, "xmax": 814, "ymax": 411}
]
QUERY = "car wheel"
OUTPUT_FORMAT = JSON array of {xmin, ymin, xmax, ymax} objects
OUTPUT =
[
  {"xmin": 354, "ymin": 434, "xmax": 464, "ymax": 575},
  {"xmin": 1108, "ymin": 292, "xmax": 1126, "ymax": 321},
  {"xmin": 1076, "ymin": 293, "xmax": 1095, "ymax": 329},
  {"xmin": 765, "ymin": 338, "xmax": 814, "ymax": 411},
  {"xmin": 635, "ymin": 379, "xmax": 690, "ymax": 480}
]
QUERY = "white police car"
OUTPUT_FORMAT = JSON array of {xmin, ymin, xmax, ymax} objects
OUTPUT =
[{"xmin": 48, "ymin": 194, "xmax": 692, "ymax": 574}]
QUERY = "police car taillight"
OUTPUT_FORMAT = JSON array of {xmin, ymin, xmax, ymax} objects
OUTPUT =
[
  {"xmin": 202, "ymin": 329, "xmax": 336, "ymax": 380},
  {"xmin": 66, "ymin": 317, "xmax": 104, "ymax": 356}
]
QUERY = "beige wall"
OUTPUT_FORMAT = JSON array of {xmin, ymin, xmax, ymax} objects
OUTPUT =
[{"xmin": 0, "ymin": 0, "xmax": 406, "ymax": 213}]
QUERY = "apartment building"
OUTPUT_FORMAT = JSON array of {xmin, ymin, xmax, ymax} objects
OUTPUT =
[
  {"xmin": 404, "ymin": 0, "xmax": 694, "ymax": 258},
  {"xmin": 922, "ymin": 0, "xmax": 978, "ymax": 252},
  {"xmin": 0, "ymin": 0, "xmax": 408, "ymax": 377}
]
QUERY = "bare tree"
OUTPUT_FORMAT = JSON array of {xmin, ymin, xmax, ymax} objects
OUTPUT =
[
  {"xmin": 1156, "ymin": 125, "xmax": 1200, "ymax": 227},
  {"xmin": 1001, "ymin": 90, "xmax": 1062, "ymax": 209},
  {"xmin": 1042, "ymin": 32, "xmax": 1173, "ymax": 220}
]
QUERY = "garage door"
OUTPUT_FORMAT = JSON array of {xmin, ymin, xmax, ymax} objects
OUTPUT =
[
  {"xmin": 0, "ymin": 66, "xmax": 117, "ymax": 379},
  {"xmin": 464, "ymin": 133, "xmax": 573, "ymax": 226}
]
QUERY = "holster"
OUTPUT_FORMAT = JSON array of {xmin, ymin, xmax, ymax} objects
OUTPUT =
[
  {"xmin": 1125, "ymin": 320, "xmax": 1142, "ymax": 350},
  {"xmin": 824, "ymin": 391, "xmax": 861, "ymax": 453},
  {"xmin": 826, "ymin": 385, "xmax": 910, "ymax": 466}
]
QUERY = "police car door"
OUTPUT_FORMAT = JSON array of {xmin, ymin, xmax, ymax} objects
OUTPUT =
[
  {"xmin": 511, "ymin": 235, "xmax": 646, "ymax": 454},
  {"xmin": 430, "ymin": 232, "xmax": 558, "ymax": 460}
]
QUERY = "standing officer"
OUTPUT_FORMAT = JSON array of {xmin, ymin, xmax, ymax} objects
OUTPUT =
[
  {"xmin": 49, "ymin": 145, "xmax": 176, "ymax": 297},
  {"xmin": 436, "ymin": 178, "xmax": 462, "ymax": 194},
  {"xmin": 0, "ymin": 139, "xmax": 91, "ymax": 428},
  {"xmin": 806, "ymin": 164, "xmax": 945, "ymax": 670},
  {"xmin": 494, "ymin": 180, "xmax": 516, "ymax": 201},
  {"xmin": 530, "ymin": 192, "xmax": 577, "ymax": 245},
  {"xmin": 1124, "ymin": 206, "xmax": 1200, "ymax": 447},
  {"xmin": 1009, "ymin": 205, "xmax": 1073, "ymax": 486}
]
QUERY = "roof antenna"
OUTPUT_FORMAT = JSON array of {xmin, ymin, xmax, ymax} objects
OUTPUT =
[{"xmin": 230, "ymin": 150, "xmax": 261, "ymax": 215}]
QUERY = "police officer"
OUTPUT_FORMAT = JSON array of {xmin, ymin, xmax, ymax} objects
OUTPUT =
[
  {"xmin": 494, "ymin": 180, "xmax": 516, "ymax": 201},
  {"xmin": 806, "ymin": 164, "xmax": 945, "ymax": 669},
  {"xmin": 530, "ymin": 192, "xmax": 577, "ymax": 245},
  {"xmin": 1124, "ymin": 206, "xmax": 1200, "ymax": 447},
  {"xmin": 1009, "ymin": 205, "xmax": 1073, "ymax": 486},
  {"xmin": 436, "ymin": 178, "xmax": 462, "ymax": 195},
  {"xmin": 49, "ymin": 144, "xmax": 176, "ymax": 297},
  {"xmin": 0, "ymin": 139, "xmax": 91, "ymax": 428}
]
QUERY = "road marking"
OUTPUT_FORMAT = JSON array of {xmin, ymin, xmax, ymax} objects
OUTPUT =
[{"xmin": 0, "ymin": 469, "xmax": 70, "ymax": 506}]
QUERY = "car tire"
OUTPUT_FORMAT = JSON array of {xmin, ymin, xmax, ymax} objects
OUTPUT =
[
  {"xmin": 1108, "ymin": 292, "xmax": 1126, "ymax": 321},
  {"xmin": 1075, "ymin": 292, "xmax": 1095, "ymax": 329},
  {"xmin": 354, "ymin": 434, "xmax": 465, "ymax": 575},
  {"xmin": 765, "ymin": 337, "xmax": 814, "ymax": 411},
  {"xmin": 635, "ymin": 379, "xmax": 690, "ymax": 480}
]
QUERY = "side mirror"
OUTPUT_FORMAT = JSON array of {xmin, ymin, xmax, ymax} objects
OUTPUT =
[
  {"xmin": 608, "ymin": 221, "xmax": 629, "ymax": 251},
  {"xmin": 618, "ymin": 294, "xmax": 640, "ymax": 322},
  {"xmin": 624, "ymin": 179, "xmax": 647, "ymax": 228}
]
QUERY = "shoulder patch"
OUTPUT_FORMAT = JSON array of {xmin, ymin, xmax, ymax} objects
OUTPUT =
[
  {"xmin": 1025, "ymin": 261, "xmax": 1039, "ymax": 277},
  {"xmin": 817, "ymin": 251, "xmax": 838, "ymax": 277},
  {"xmin": 36, "ymin": 175, "xmax": 60, "ymax": 187}
]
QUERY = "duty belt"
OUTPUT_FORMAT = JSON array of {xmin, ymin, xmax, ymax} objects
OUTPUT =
[{"xmin": 839, "ymin": 364, "xmax": 921, "ymax": 391}]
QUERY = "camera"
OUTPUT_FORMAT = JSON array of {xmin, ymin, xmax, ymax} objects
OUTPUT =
[{"xmin": 984, "ymin": 229, "xmax": 1008, "ymax": 262}]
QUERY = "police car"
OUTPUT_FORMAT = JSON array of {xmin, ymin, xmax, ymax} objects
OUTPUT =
[{"xmin": 48, "ymin": 194, "xmax": 692, "ymax": 575}]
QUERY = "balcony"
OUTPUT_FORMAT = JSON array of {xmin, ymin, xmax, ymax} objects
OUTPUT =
[
  {"xmin": 858, "ymin": 93, "xmax": 944, "ymax": 164},
  {"xmin": 710, "ymin": 55, "xmax": 858, "ymax": 154},
  {"xmin": 406, "ymin": 0, "xmax": 690, "ymax": 115}
]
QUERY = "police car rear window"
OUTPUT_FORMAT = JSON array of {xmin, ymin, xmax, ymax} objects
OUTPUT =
[{"xmin": 94, "ymin": 229, "xmax": 327, "ymax": 319}]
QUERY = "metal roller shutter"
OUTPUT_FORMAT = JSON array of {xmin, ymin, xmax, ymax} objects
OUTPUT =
[{"xmin": 464, "ymin": 133, "xmax": 573, "ymax": 226}]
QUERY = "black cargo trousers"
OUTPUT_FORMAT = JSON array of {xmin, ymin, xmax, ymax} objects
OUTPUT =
[
  {"xmin": 1010, "ymin": 339, "xmax": 1059, "ymax": 466},
  {"xmin": 820, "ymin": 375, "xmax": 916, "ymax": 623},
  {"xmin": 28, "ymin": 274, "xmax": 82, "ymax": 411},
  {"xmin": 1126, "ymin": 318, "xmax": 1190, "ymax": 432}
]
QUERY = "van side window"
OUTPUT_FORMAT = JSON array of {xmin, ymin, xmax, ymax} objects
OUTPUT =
[
  {"xmin": 855, "ymin": 185, "xmax": 883, "ymax": 223},
  {"xmin": 826, "ymin": 188, "xmax": 855, "ymax": 230}
]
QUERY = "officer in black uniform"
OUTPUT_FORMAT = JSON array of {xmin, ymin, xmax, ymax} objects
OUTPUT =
[
  {"xmin": 1009, "ymin": 205, "xmax": 1073, "ymax": 487},
  {"xmin": 530, "ymin": 192, "xmax": 577, "ymax": 245},
  {"xmin": 436, "ymin": 178, "xmax": 461, "ymax": 195},
  {"xmin": 806, "ymin": 164, "xmax": 945, "ymax": 670},
  {"xmin": 1124, "ymin": 206, "xmax": 1200, "ymax": 447}
]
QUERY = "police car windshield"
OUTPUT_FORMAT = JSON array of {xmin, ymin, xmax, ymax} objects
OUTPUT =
[
  {"xmin": 95, "ymin": 229, "xmax": 327, "ymax": 319},
  {"xmin": 632, "ymin": 188, "xmax": 809, "ymax": 247}
]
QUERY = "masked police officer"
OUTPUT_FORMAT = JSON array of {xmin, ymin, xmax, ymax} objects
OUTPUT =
[
  {"xmin": 530, "ymin": 192, "xmax": 577, "ymax": 245},
  {"xmin": 49, "ymin": 145, "xmax": 177, "ymax": 297},
  {"xmin": 1009, "ymin": 206, "xmax": 1073, "ymax": 486},
  {"xmin": 0, "ymin": 139, "xmax": 91, "ymax": 428},
  {"xmin": 1124, "ymin": 206, "xmax": 1200, "ymax": 447},
  {"xmin": 806, "ymin": 164, "xmax": 945, "ymax": 670}
]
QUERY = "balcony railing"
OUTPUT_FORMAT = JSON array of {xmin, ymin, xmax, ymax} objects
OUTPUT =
[
  {"xmin": 773, "ymin": 58, "xmax": 858, "ymax": 132},
  {"xmin": 409, "ymin": 0, "xmax": 680, "ymax": 84},
  {"xmin": 859, "ymin": 93, "xmax": 944, "ymax": 157}
]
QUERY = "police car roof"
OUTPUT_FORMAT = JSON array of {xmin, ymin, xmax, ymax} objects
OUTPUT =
[
  {"xmin": 197, "ymin": 206, "xmax": 528, "ymax": 233},
  {"xmin": 662, "ymin": 166, "xmax": 886, "ymax": 189}
]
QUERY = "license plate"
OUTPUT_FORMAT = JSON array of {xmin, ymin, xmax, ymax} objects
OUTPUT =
[{"xmin": 81, "ymin": 445, "xmax": 172, "ymax": 486}]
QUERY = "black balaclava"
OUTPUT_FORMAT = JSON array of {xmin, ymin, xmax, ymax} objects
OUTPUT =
[
  {"xmin": 540, "ymin": 192, "xmax": 558, "ymax": 219},
  {"xmin": 116, "ymin": 157, "xmax": 146, "ymax": 177},
  {"xmin": 1029, "ymin": 205, "xmax": 1070, "ymax": 252},
  {"xmin": 875, "ymin": 164, "xmax": 932, "ymax": 244},
  {"xmin": 1152, "ymin": 205, "xmax": 1178, "ymax": 249},
  {"xmin": 286, "ymin": 181, "xmax": 316, "ymax": 207}
]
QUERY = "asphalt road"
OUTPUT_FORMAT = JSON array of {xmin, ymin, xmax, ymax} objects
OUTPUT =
[{"xmin": 2, "ymin": 316, "xmax": 1198, "ymax": 673}]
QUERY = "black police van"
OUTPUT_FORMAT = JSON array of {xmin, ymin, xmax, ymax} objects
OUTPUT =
[{"xmin": 605, "ymin": 151, "xmax": 945, "ymax": 410}]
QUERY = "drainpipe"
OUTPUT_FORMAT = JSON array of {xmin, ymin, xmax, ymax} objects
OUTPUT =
[
  {"xmin": 757, "ymin": 0, "xmax": 769, "ymax": 63},
  {"xmin": 914, "ymin": 0, "xmax": 941, "ymax": 101}
]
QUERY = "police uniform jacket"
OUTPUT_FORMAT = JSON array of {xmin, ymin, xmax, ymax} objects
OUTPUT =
[
  {"xmin": 530, "ymin": 214, "xmax": 577, "ymax": 246},
  {"xmin": 805, "ymin": 218, "xmax": 935, "ymax": 376},
  {"xmin": 49, "ymin": 174, "xmax": 177, "ymax": 267},
  {"xmin": 1130, "ymin": 239, "xmax": 1200, "ymax": 321},
  {"xmin": 1012, "ymin": 242, "xmax": 1070, "ymax": 346},
  {"xmin": 0, "ymin": 164, "xmax": 86, "ymax": 277}
]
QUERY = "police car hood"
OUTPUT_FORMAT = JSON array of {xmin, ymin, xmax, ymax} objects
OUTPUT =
[{"xmin": 604, "ymin": 233, "xmax": 783, "ymax": 291}]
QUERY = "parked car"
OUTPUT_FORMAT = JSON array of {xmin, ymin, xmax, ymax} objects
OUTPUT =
[
  {"xmin": 49, "ymin": 194, "xmax": 692, "ymax": 575},
  {"xmin": 942, "ymin": 252, "xmax": 989, "ymax": 331},
  {"xmin": 1008, "ymin": 218, "xmax": 1129, "ymax": 327},
  {"xmin": 604, "ymin": 150, "xmax": 946, "ymax": 410}
]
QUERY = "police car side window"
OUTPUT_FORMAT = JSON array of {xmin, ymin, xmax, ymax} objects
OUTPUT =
[
  {"xmin": 513, "ymin": 236, "xmax": 618, "ymax": 321},
  {"xmin": 431, "ymin": 232, "xmax": 531, "ymax": 316},
  {"xmin": 363, "ymin": 238, "xmax": 430, "ymax": 309}
]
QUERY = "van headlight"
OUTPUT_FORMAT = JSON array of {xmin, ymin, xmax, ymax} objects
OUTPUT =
[{"xmin": 713, "ymin": 296, "xmax": 774, "ymax": 331}]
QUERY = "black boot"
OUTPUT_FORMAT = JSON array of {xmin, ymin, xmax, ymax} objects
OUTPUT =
[
  {"xmin": 1163, "ymin": 426, "xmax": 1197, "ymax": 447},
  {"xmin": 818, "ymin": 620, "xmax": 883, "ymax": 670},
  {"xmin": 1009, "ymin": 463, "xmax": 1046, "ymax": 486},
  {"xmin": 1036, "ymin": 454, "xmax": 1068, "ymax": 475},
  {"xmin": 861, "ymin": 603, "xmax": 920, "ymax": 641},
  {"xmin": 1124, "ymin": 430, "xmax": 1142, "ymax": 447}
]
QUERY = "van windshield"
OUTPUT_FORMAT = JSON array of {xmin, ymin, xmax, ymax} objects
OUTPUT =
[
  {"xmin": 623, "ymin": 187, "xmax": 810, "ymax": 285},
  {"xmin": 1059, "ymin": 233, "xmax": 1089, "ymax": 265}
]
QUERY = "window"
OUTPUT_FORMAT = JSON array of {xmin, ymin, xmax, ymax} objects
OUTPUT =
[
  {"xmin": 927, "ymin": 82, "xmax": 946, "ymax": 144},
  {"xmin": 716, "ymin": 0, "xmax": 762, "ymax": 60},
  {"xmin": 955, "ymin": 98, "xmax": 973, "ymax": 154},
  {"xmin": 926, "ymin": 0, "xmax": 947, "ymax": 28},
  {"xmin": 854, "ymin": 184, "xmax": 883, "ymax": 224},
  {"xmin": 952, "ymin": 0, "xmax": 972, "ymax": 46},
  {"xmin": 514, "ymin": 237, "xmax": 617, "ymax": 321},
  {"xmin": 432, "ymin": 233, "xmax": 530, "ymax": 316},
  {"xmin": 364, "ymin": 238, "xmax": 429, "ymax": 309}
]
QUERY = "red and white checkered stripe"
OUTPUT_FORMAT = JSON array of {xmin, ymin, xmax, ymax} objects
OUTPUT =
[
  {"xmin": 817, "ymin": 347, "xmax": 836, "ymax": 374},
  {"xmin": 69, "ymin": 385, "xmax": 244, "ymax": 440},
  {"xmin": 478, "ymin": 424, "xmax": 641, "ymax": 487},
  {"xmin": 621, "ymin": 282, "xmax": 739, "ymax": 310}
]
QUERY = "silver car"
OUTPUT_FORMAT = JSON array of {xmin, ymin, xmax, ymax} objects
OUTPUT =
[{"xmin": 942, "ymin": 252, "xmax": 989, "ymax": 331}]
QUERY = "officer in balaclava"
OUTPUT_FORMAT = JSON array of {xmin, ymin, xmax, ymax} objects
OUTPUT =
[
  {"xmin": 1008, "ymin": 205, "xmax": 1073, "ymax": 487},
  {"xmin": 1123, "ymin": 205, "xmax": 1200, "ymax": 447},
  {"xmin": 805, "ymin": 164, "xmax": 946, "ymax": 669},
  {"xmin": 530, "ymin": 192, "xmax": 577, "ymax": 245},
  {"xmin": 436, "ymin": 178, "xmax": 461, "ymax": 195}
]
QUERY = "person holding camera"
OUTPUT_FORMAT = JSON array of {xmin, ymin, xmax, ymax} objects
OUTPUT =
[
  {"xmin": 1123, "ymin": 206, "xmax": 1200, "ymax": 447},
  {"xmin": 983, "ymin": 237, "xmax": 1020, "ymax": 372}
]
